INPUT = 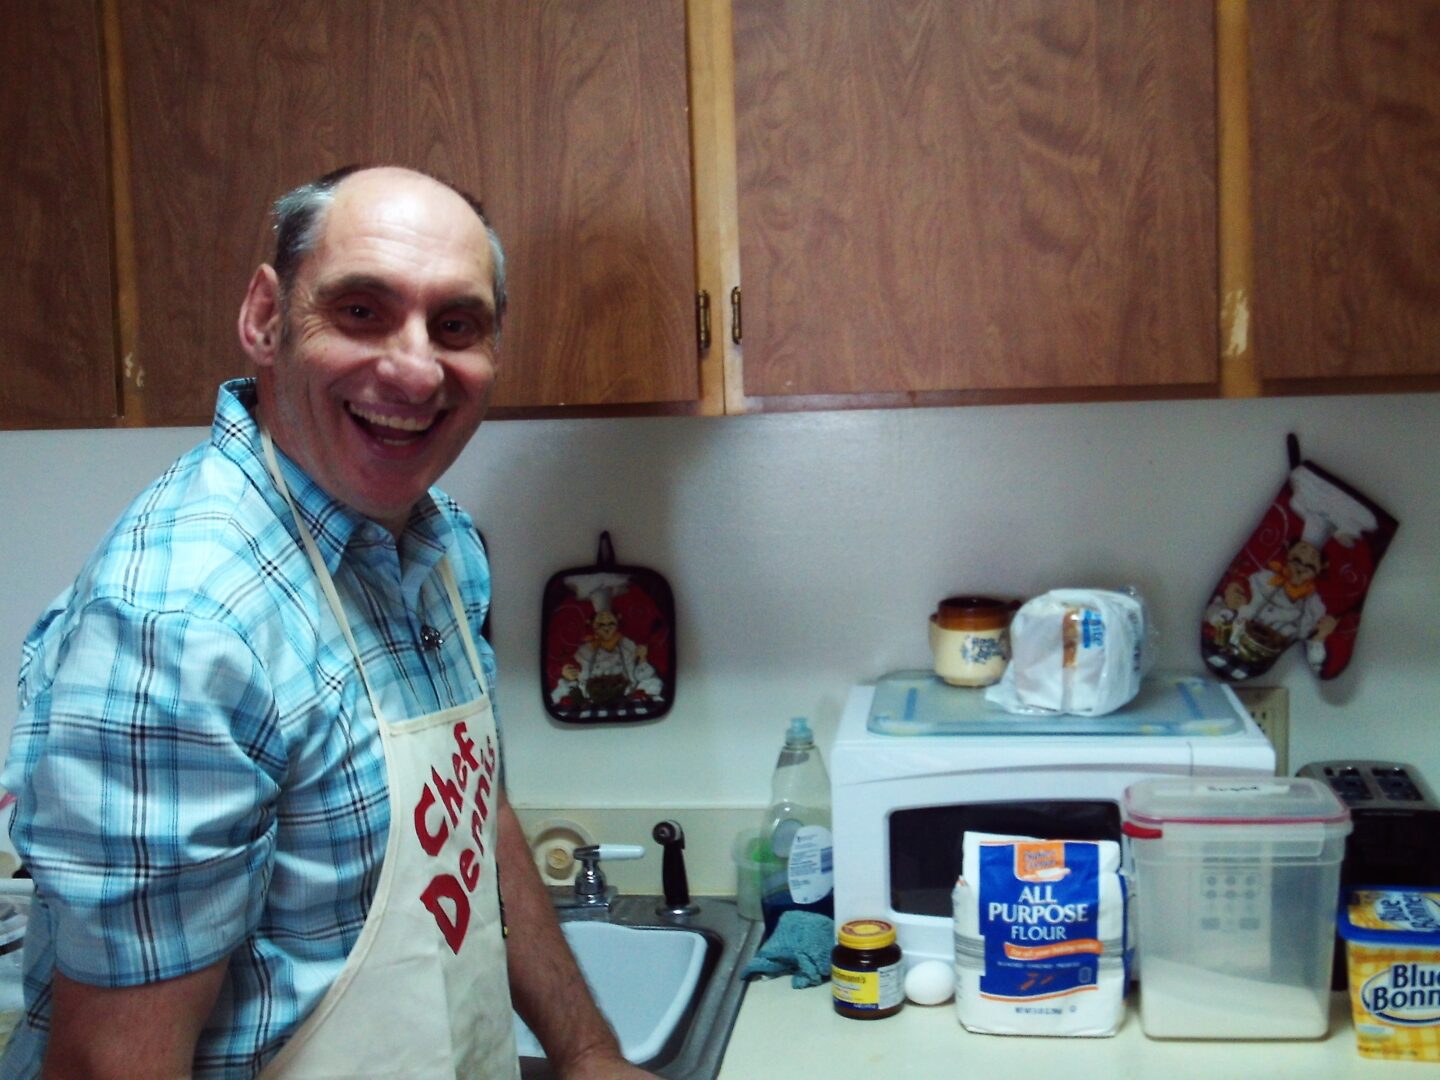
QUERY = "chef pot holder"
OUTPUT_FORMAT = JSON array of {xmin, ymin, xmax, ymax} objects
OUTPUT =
[
  {"xmin": 1200, "ymin": 435, "xmax": 1398, "ymax": 682},
  {"xmin": 541, "ymin": 532, "xmax": 676, "ymax": 723}
]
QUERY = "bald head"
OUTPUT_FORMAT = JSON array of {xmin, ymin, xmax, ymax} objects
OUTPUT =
[{"xmin": 270, "ymin": 165, "xmax": 507, "ymax": 332}]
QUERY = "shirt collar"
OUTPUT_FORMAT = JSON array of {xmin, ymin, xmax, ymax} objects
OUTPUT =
[{"xmin": 211, "ymin": 379, "xmax": 452, "ymax": 578}]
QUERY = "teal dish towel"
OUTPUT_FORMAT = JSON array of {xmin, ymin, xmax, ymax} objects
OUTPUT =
[{"xmin": 741, "ymin": 911, "xmax": 835, "ymax": 988}]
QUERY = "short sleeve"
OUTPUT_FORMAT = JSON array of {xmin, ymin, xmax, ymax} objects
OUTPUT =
[{"xmin": 8, "ymin": 598, "xmax": 284, "ymax": 986}]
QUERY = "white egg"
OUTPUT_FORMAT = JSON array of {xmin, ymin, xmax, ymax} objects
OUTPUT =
[{"xmin": 903, "ymin": 959, "xmax": 955, "ymax": 1006}]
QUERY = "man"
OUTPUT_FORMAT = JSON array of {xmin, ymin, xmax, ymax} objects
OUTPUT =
[
  {"xmin": 1, "ymin": 166, "xmax": 651, "ymax": 1078},
  {"xmin": 553, "ymin": 610, "xmax": 663, "ymax": 709}
]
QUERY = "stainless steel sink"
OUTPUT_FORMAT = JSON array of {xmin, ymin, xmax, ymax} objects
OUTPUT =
[{"xmin": 517, "ymin": 895, "xmax": 762, "ymax": 1079}]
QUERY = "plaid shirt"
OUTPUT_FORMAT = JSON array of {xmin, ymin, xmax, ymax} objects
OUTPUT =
[{"xmin": 0, "ymin": 380, "xmax": 497, "ymax": 1077}]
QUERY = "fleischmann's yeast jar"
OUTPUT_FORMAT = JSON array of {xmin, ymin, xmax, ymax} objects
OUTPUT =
[
  {"xmin": 1338, "ymin": 888, "xmax": 1440, "ymax": 1062},
  {"xmin": 832, "ymin": 919, "xmax": 904, "ymax": 1020}
]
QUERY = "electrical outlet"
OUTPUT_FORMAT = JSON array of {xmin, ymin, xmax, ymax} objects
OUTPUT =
[{"xmin": 1233, "ymin": 686, "xmax": 1290, "ymax": 776}]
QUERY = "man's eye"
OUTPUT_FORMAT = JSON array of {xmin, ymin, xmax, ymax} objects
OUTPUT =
[
  {"xmin": 435, "ymin": 316, "xmax": 483, "ymax": 347},
  {"xmin": 333, "ymin": 302, "xmax": 379, "ymax": 328}
]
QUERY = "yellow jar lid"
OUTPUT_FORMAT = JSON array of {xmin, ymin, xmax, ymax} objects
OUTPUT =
[{"xmin": 837, "ymin": 919, "xmax": 896, "ymax": 950}]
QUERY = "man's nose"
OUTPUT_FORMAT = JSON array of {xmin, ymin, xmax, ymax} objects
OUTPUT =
[{"xmin": 379, "ymin": 317, "xmax": 443, "ymax": 398}]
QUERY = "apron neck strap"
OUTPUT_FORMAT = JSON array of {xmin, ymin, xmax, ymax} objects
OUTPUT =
[
  {"xmin": 436, "ymin": 559, "xmax": 491, "ymax": 697},
  {"xmin": 261, "ymin": 427, "xmax": 386, "ymax": 721}
]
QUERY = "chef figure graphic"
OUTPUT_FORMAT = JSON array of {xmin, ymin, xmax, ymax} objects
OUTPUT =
[
  {"xmin": 1205, "ymin": 465, "xmax": 1378, "ymax": 680},
  {"xmin": 550, "ymin": 574, "xmax": 663, "ymax": 708}
]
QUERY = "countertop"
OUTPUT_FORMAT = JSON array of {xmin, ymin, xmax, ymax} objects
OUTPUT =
[{"xmin": 719, "ymin": 978, "xmax": 1410, "ymax": 1079}]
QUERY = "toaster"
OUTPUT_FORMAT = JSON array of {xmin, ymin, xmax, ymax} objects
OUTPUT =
[
  {"xmin": 1296, "ymin": 759, "xmax": 1440, "ymax": 989},
  {"xmin": 1297, "ymin": 760, "xmax": 1440, "ymax": 889}
]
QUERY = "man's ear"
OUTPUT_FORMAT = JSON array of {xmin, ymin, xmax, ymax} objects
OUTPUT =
[{"xmin": 238, "ymin": 265, "xmax": 283, "ymax": 367}]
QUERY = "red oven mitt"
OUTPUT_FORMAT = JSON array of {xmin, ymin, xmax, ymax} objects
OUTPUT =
[{"xmin": 1200, "ymin": 436, "xmax": 1398, "ymax": 682}]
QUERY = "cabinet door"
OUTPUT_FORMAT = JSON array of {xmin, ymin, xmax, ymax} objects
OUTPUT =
[
  {"xmin": 121, "ymin": 0, "xmax": 696, "ymax": 424},
  {"xmin": 1250, "ymin": 0, "xmax": 1440, "ymax": 383},
  {"xmin": 0, "ymin": 0, "xmax": 117, "ymax": 427},
  {"xmin": 733, "ymin": 0, "xmax": 1216, "ymax": 405}
]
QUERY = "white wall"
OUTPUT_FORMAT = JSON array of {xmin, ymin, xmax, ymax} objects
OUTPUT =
[{"xmin": 3, "ymin": 394, "xmax": 1438, "ymax": 835}]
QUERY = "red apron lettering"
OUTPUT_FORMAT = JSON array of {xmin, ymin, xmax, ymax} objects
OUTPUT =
[
  {"xmin": 452, "ymin": 721, "xmax": 479, "ymax": 785},
  {"xmin": 459, "ymin": 848, "xmax": 481, "ymax": 891},
  {"xmin": 413, "ymin": 784, "xmax": 449, "ymax": 857},
  {"xmin": 417, "ymin": 727, "xmax": 503, "ymax": 947},
  {"xmin": 470, "ymin": 808, "xmax": 487, "ymax": 855},
  {"xmin": 420, "ymin": 873, "xmax": 471, "ymax": 955},
  {"xmin": 432, "ymin": 766, "xmax": 465, "ymax": 826}
]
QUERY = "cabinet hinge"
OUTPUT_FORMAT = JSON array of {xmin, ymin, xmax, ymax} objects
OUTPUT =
[
  {"xmin": 696, "ymin": 290, "xmax": 711, "ymax": 352},
  {"xmin": 730, "ymin": 286, "xmax": 742, "ymax": 344}
]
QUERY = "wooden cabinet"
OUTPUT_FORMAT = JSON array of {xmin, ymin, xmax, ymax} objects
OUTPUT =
[
  {"xmin": 729, "ymin": 0, "xmax": 1218, "ymax": 408},
  {"xmin": 118, "ymin": 0, "xmax": 697, "ymax": 424},
  {"xmin": 6, "ymin": 1, "xmax": 1440, "ymax": 430},
  {"xmin": 0, "ymin": 0, "xmax": 117, "ymax": 427},
  {"xmin": 1249, "ymin": 0, "xmax": 1440, "ymax": 386}
]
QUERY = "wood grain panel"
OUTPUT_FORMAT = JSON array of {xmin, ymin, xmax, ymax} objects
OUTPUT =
[
  {"xmin": 1, "ymin": 0, "xmax": 117, "ymax": 427},
  {"xmin": 121, "ymin": 0, "xmax": 695, "ymax": 423},
  {"xmin": 734, "ymin": 0, "xmax": 1217, "ymax": 399},
  {"xmin": 448, "ymin": 2, "xmax": 697, "ymax": 408},
  {"xmin": 1250, "ymin": 0, "xmax": 1440, "ymax": 380},
  {"xmin": 119, "ymin": 1, "xmax": 368, "ymax": 422}
]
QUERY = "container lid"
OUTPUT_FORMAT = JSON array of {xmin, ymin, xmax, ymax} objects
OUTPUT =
[
  {"xmin": 837, "ymin": 919, "xmax": 896, "ymax": 950},
  {"xmin": 933, "ymin": 595, "xmax": 1018, "ymax": 630},
  {"xmin": 1338, "ymin": 888, "xmax": 1440, "ymax": 948},
  {"xmin": 1122, "ymin": 776, "xmax": 1350, "ymax": 837}
]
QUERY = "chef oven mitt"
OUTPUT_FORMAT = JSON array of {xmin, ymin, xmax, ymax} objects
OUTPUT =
[{"xmin": 1201, "ymin": 435, "xmax": 1397, "ymax": 682}]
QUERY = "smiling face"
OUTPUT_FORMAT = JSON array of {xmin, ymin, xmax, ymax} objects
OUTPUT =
[
  {"xmin": 591, "ymin": 611, "xmax": 622, "ymax": 648},
  {"xmin": 1286, "ymin": 541, "xmax": 1324, "ymax": 586},
  {"xmin": 240, "ymin": 167, "xmax": 499, "ymax": 535}
]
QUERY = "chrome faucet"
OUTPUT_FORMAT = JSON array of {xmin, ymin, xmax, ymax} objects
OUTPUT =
[{"xmin": 564, "ymin": 844, "xmax": 645, "ymax": 911}]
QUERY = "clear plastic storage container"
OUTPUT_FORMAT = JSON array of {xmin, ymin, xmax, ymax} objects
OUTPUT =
[{"xmin": 1123, "ymin": 776, "xmax": 1350, "ymax": 1039}]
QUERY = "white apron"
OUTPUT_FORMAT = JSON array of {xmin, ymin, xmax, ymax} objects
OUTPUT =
[{"xmin": 258, "ymin": 431, "xmax": 518, "ymax": 1079}]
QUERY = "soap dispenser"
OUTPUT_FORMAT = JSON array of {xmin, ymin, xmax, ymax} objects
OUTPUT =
[{"xmin": 758, "ymin": 717, "xmax": 834, "ymax": 935}]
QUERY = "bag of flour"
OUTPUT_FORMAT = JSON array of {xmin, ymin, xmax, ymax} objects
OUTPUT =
[{"xmin": 953, "ymin": 832, "xmax": 1128, "ymax": 1037}]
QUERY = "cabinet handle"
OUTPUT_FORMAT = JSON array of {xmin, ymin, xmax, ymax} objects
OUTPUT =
[{"xmin": 730, "ymin": 286, "xmax": 742, "ymax": 344}]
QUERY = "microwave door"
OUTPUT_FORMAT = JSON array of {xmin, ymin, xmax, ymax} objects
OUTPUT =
[{"xmin": 888, "ymin": 799, "xmax": 1123, "ymax": 918}]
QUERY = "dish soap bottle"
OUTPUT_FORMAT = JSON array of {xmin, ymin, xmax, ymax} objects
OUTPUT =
[{"xmin": 758, "ymin": 717, "xmax": 834, "ymax": 937}]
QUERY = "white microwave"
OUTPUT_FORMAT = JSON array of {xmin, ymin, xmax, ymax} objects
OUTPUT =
[{"xmin": 830, "ymin": 672, "xmax": 1275, "ymax": 965}]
